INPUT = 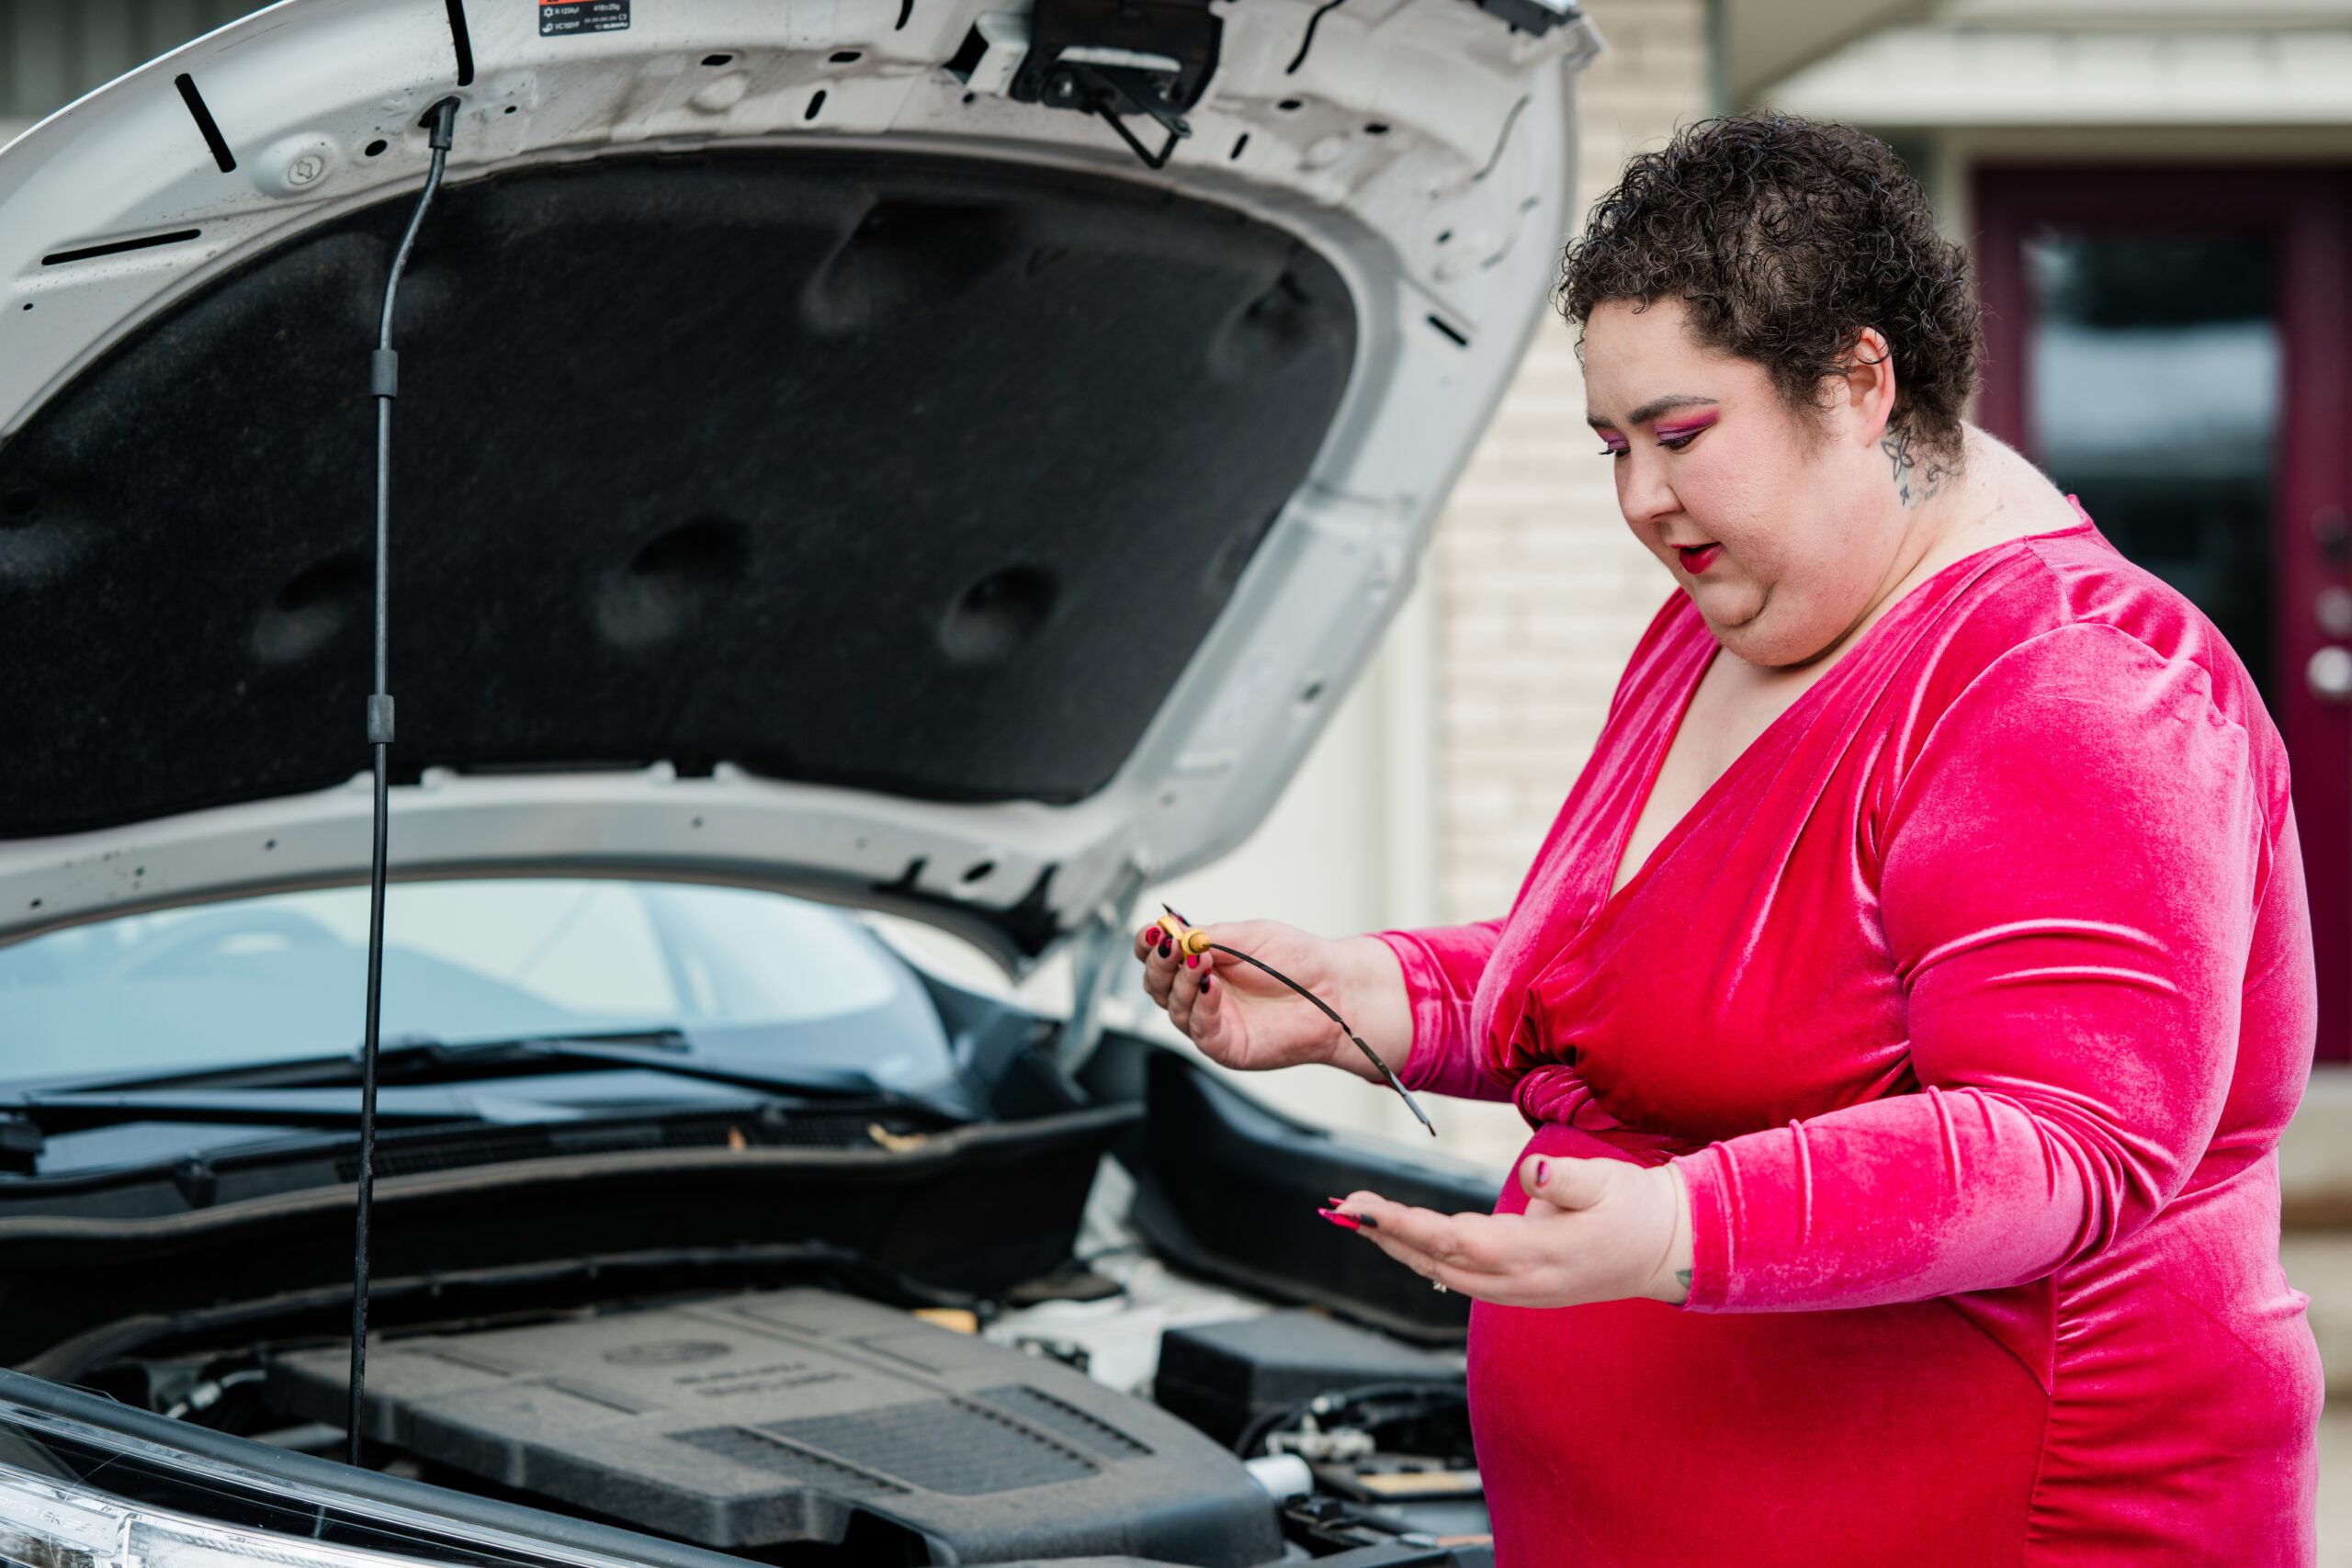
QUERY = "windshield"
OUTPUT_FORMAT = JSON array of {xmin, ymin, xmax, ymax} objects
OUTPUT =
[{"xmin": 0, "ymin": 880, "xmax": 954, "ymax": 1090}]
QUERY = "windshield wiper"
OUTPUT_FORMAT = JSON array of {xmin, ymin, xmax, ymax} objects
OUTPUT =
[
  {"xmin": 1, "ymin": 1086, "xmax": 609, "ymax": 1135},
  {"xmin": 2, "ymin": 1032, "xmax": 973, "ymax": 1129},
  {"xmin": 29, "ymin": 1032, "xmax": 688, "ymax": 1094}
]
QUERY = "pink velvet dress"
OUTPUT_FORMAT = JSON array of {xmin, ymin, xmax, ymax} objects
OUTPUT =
[{"xmin": 1380, "ymin": 518, "xmax": 2322, "ymax": 1565}]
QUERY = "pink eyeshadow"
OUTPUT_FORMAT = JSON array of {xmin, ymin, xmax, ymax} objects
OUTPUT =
[{"xmin": 1652, "ymin": 411, "xmax": 1719, "ymax": 439}]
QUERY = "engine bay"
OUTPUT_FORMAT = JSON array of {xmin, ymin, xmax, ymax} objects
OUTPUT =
[
  {"xmin": 270, "ymin": 1288, "xmax": 1280, "ymax": 1565},
  {"xmin": 0, "ymin": 0, "xmax": 1595, "ymax": 1557},
  {"xmin": 76, "ymin": 1272, "xmax": 1485, "ymax": 1568},
  {"xmin": 36, "ymin": 1037, "xmax": 1501, "ymax": 1568}
]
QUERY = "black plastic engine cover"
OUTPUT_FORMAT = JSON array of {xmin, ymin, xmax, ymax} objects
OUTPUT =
[{"xmin": 268, "ymin": 1288, "xmax": 1281, "ymax": 1566}]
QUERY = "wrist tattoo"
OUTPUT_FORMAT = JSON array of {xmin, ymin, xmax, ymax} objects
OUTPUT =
[
  {"xmin": 1676, "ymin": 1268, "xmax": 1691, "ymax": 1291},
  {"xmin": 1881, "ymin": 430, "xmax": 1946, "ymax": 509}
]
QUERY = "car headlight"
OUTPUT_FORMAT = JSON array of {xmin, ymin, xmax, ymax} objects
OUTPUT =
[
  {"xmin": 0, "ymin": 1377, "xmax": 731, "ymax": 1568},
  {"xmin": 0, "ymin": 1462, "xmax": 405, "ymax": 1568}
]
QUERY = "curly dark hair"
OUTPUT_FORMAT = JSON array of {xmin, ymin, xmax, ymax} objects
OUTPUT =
[{"xmin": 1558, "ymin": 114, "xmax": 1980, "ymax": 461}]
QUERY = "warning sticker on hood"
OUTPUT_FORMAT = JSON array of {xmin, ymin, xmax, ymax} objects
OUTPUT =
[{"xmin": 541, "ymin": 0, "xmax": 629, "ymax": 33}]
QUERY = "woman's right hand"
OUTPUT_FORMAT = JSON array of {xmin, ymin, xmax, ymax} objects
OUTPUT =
[{"xmin": 1134, "ymin": 919, "xmax": 1413, "ymax": 1081}]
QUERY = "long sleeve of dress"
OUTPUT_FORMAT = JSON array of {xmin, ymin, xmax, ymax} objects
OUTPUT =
[
  {"xmin": 1676, "ymin": 624, "xmax": 2275, "ymax": 1313},
  {"xmin": 1378, "ymin": 919, "xmax": 1513, "ymax": 1100}
]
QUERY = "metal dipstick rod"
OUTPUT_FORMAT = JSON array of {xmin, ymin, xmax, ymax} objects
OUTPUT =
[
  {"xmin": 1155, "ymin": 907, "xmax": 1436, "ymax": 1136},
  {"xmin": 349, "ymin": 96, "xmax": 458, "ymax": 1468}
]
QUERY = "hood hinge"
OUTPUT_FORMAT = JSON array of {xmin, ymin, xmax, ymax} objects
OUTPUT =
[{"xmin": 1057, "ymin": 854, "xmax": 1151, "ymax": 1071}]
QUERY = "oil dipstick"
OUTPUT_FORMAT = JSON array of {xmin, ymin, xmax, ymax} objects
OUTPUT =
[{"xmin": 1156, "ymin": 906, "xmax": 1436, "ymax": 1136}]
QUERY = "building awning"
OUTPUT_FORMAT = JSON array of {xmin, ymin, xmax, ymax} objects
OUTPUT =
[{"xmin": 1765, "ymin": 27, "xmax": 2352, "ymax": 127}]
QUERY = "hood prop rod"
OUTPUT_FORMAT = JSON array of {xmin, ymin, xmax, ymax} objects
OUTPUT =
[{"xmin": 348, "ymin": 96, "xmax": 458, "ymax": 1470}]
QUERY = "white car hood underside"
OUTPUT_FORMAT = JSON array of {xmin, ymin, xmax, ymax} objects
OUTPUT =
[{"xmin": 0, "ymin": 0, "xmax": 1595, "ymax": 970}]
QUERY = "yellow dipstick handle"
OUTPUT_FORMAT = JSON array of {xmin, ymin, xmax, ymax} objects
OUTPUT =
[
  {"xmin": 1155, "ymin": 915, "xmax": 1214, "ymax": 955},
  {"xmin": 1148, "ymin": 904, "xmax": 1435, "ymax": 1135}
]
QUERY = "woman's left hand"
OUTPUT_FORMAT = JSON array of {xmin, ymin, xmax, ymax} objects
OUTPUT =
[{"xmin": 1333, "ymin": 1155, "xmax": 1695, "ymax": 1308}]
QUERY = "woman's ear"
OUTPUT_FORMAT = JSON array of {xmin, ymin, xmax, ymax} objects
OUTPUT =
[{"xmin": 1836, "ymin": 325, "xmax": 1899, "ymax": 446}]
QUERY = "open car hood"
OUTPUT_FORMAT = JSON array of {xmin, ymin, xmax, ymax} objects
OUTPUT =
[{"xmin": 0, "ymin": 0, "xmax": 1595, "ymax": 969}]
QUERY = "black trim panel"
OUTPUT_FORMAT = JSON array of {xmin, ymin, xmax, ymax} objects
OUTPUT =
[
  {"xmin": 173, "ymin": 73, "xmax": 236, "ymax": 172},
  {"xmin": 42, "ymin": 230, "xmax": 202, "ymax": 266}
]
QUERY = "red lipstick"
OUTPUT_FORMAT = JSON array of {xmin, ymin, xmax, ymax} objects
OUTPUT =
[{"xmin": 1677, "ymin": 543, "xmax": 1722, "ymax": 574}]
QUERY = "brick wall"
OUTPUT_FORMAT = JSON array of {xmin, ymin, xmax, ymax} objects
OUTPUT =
[
  {"xmin": 1434, "ymin": 0, "xmax": 1710, "ymax": 925},
  {"xmin": 1148, "ymin": 0, "xmax": 1721, "ymax": 1166},
  {"xmin": 1140, "ymin": 1, "xmax": 1713, "ymax": 1168},
  {"xmin": 1355, "ymin": 0, "xmax": 1711, "ymax": 1167}
]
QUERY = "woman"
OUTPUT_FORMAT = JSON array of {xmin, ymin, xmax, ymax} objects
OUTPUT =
[{"xmin": 1136, "ymin": 116, "xmax": 2321, "ymax": 1563}]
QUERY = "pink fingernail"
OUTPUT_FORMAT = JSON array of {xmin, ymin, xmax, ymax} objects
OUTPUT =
[
  {"xmin": 1186, "ymin": 955, "xmax": 1198, "ymax": 970},
  {"xmin": 1317, "ymin": 1208, "xmax": 1362, "ymax": 1231},
  {"xmin": 1534, "ymin": 1158, "xmax": 1549, "ymax": 1185}
]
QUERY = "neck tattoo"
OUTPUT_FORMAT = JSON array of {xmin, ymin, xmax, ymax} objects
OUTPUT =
[{"xmin": 1881, "ymin": 430, "xmax": 1946, "ymax": 509}]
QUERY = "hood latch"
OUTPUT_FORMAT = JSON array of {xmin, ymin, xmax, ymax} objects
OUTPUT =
[{"xmin": 949, "ymin": 0, "xmax": 1222, "ymax": 171}]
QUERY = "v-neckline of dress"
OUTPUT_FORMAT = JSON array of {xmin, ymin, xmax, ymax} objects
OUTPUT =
[{"xmin": 1589, "ymin": 520, "xmax": 2097, "ymax": 925}]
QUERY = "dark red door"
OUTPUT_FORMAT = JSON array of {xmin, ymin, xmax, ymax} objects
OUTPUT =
[{"xmin": 1976, "ymin": 166, "xmax": 2352, "ymax": 1062}]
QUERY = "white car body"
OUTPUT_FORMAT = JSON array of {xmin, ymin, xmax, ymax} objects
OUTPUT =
[{"xmin": 0, "ymin": 0, "xmax": 1594, "ymax": 1003}]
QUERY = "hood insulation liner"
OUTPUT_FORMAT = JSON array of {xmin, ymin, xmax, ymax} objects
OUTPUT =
[{"xmin": 0, "ymin": 150, "xmax": 1356, "ymax": 838}]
